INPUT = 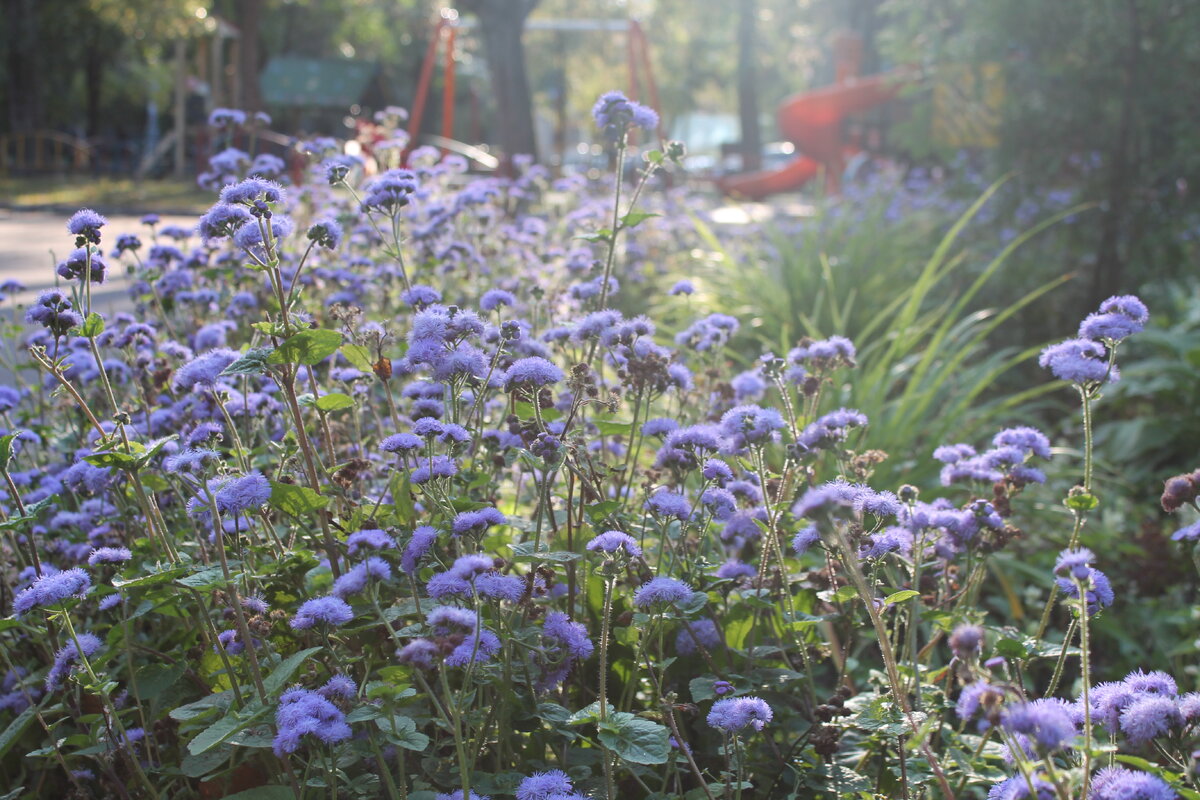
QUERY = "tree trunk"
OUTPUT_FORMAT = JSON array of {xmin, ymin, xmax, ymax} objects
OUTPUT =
[
  {"xmin": 237, "ymin": 0, "xmax": 264, "ymax": 111},
  {"xmin": 460, "ymin": 0, "xmax": 540, "ymax": 166},
  {"xmin": 737, "ymin": 0, "xmax": 762, "ymax": 171},
  {"xmin": 5, "ymin": 0, "xmax": 42, "ymax": 133}
]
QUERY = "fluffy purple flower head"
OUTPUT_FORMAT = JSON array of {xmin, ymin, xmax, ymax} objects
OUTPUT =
[
  {"xmin": 949, "ymin": 625, "xmax": 984, "ymax": 658},
  {"xmin": 720, "ymin": 404, "xmax": 785, "ymax": 449},
  {"xmin": 45, "ymin": 633, "xmax": 102, "ymax": 692},
  {"xmin": 1089, "ymin": 767, "xmax": 1175, "ymax": 800},
  {"xmin": 402, "ymin": 525, "xmax": 439, "ymax": 575},
  {"xmin": 56, "ymin": 248, "xmax": 107, "ymax": 284},
  {"xmin": 87, "ymin": 547, "xmax": 132, "ymax": 566},
  {"xmin": 332, "ymin": 557, "xmax": 392, "ymax": 599},
  {"xmin": 516, "ymin": 769, "xmax": 585, "ymax": 800},
  {"xmin": 1118, "ymin": 695, "xmax": 1182, "ymax": 745},
  {"xmin": 67, "ymin": 209, "xmax": 108, "ymax": 243},
  {"xmin": 645, "ymin": 488, "xmax": 691, "ymax": 521},
  {"xmin": 1055, "ymin": 547, "xmax": 1096, "ymax": 580},
  {"xmin": 197, "ymin": 203, "xmax": 252, "ymax": 240},
  {"xmin": 220, "ymin": 177, "xmax": 284, "ymax": 205},
  {"xmin": 642, "ymin": 417, "xmax": 679, "ymax": 437},
  {"xmin": 451, "ymin": 507, "xmax": 506, "ymax": 537},
  {"xmin": 25, "ymin": 289, "xmax": 82, "ymax": 336},
  {"xmin": 347, "ymin": 529, "xmax": 396, "ymax": 555},
  {"xmin": 707, "ymin": 696, "xmax": 773, "ymax": 732},
  {"xmin": 670, "ymin": 279, "xmax": 695, "ymax": 296},
  {"xmin": 273, "ymin": 688, "xmax": 352, "ymax": 756},
  {"xmin": 542, "ymin": 611, "xmax": 594, "ymax": 660},
  {"xmin": 792, "ymin": 526, "xmax": 820, "ymax": 555},
  {"xmin": 503, "ymin": 357, "xmax": 563, "ymax": 390},
  {"xmin": 633, "ymin": 576, "xmax": 693, "ymax": 609},
  {"xmin": 1039, "ymin": 338, "xmax": 1113, "ymax": 384},
  {"xmin": 587, "ymin": 530, "xmax": 642, "ymax": 557},
  {"xmin": 480, "ymin": 289, "xmax": 516, "ymax": 311},
  {"xmin": 381, "ymin": 432, "xmax": 422, "ymax": 453},
  {"xmin": 1001, "ymin": 699, "xmax": 1077, "ymax": 751},
  {"xmin": 290, "ymin": 596, "xmax": 354, "ymax": 630},
  {"xmin": 306, "ymin": 218, "xmax": 343, "ymax": 250},
  {"xmin": 592, "ymin": 90, "xmax": 659, "ymax": 138},
  {"xmin": 173, "ymin": 348, "xmax": 239, "ymax": 391},
  {"xmin": 13, "ymin": 568, "xmax": 91, "ymax": 615},
  {"xmin": 213, "ymin": 471, "xmax": 272, "ymax": 515}
]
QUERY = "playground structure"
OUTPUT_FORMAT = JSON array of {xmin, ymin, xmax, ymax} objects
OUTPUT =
[
  {"xmin": 717, "ymin": 33, "xmax": 909, "ymax": 199},
  {"xmin": 408, "ymin": 10, "xmax": 665, "ymax": 167}
]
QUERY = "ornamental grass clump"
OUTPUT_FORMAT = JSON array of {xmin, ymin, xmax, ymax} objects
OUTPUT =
[{"xmin": 0, "ymin": 96, "xmax": 1195, "ymax": 800}]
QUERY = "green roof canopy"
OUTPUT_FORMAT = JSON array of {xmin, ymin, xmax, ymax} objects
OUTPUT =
[{"xmin": 260, "ymin": 57, "xmax": 377, "ymax": 108}]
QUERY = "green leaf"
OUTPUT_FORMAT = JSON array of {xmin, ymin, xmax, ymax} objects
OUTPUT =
[
  {"xmin": 597, "ymin": 712, "xmax": 670, "ymax": 764},
  {"xmin": 373, "ymin": 715, "xmax": 430, "ymax": 751},
  {"xmin": 269, "ymin": 481, "xmax": 329, "ymax": 517},
  {"xmin": 0, "ymin": 704, "xmax": 37, "ymax": 760},
  {"xmin": 584, "ymin": 500, "xmax": 621, "ymax": 523},
  {"xmin": 593, "ymin": 419, "xmax": 634, "ymax": 437},
  {"xmin": 315, "ymin": 392, "xmax": 354, "ymax": 412},
  {"xmin": 266, "ymin": 329, "xmax": 343, "ymax": 365},
  {"xmin": 176, "ymin": 564, "xmax": 233, "ymax": 590},
  {"xmin": 136, "ymin": 662, "xmax": 187, "ymax": 706},
  {"xmin": 220, "ymin": 347, "xmax": 274, "ymax": 376},
  {"xmin": 180, "ymin": 745, "xmax": 231, "ymax": 778},
  {"xmin": 219, "ymin": 787, "xmax": 295, "ymax": 800},
  {"xmin": 1065, "ymin": 491, "xmax": 1100, "ymax": 512},
  {"xmin": 81, "ymin": 312, "xmax": 105, "ymax": 338},
  {"xmin": 0, "ymin": 433, "xmax": 18, "ymax": 470},
  {"xmin": 619, "ymin": 211, "xmax": 659, "ymax": 229},
  {"xmin": 84, "ymin": 449, "xmax": 142, "ymax": 470},
  {"xmin": 263, "ymin": 647, "xmax": 323, "ymax": 697},
  {"xmin": 993, "ymin": 637, "xmax": 1028, "ymax": 659},
  {"xmin": 342, "ymin": 344, "xmax": 374, "ymax": 371},
  {"xmin": 188, "ymin": 701, "xmax": 270, "ymax": 755},
  {"xmin": 112, "ymin": 565, "xmax": 188, "ymax": 589},
  {"xmin": 884, "ymin": 590, "xmax": 920, "ymax": 606}
]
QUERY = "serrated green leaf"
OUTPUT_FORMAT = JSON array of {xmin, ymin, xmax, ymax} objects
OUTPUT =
[
  {"xmin": 266, "ymin": 329, "xmax": 343, "ymax": 365},
  {"xmin": 220, "ymin": 347, "xmax": 275, "ymax": 376},
  {"xmin": 373, "ymin": 715, "xmax": 429, "ymax": 751},
  {"xmin": 0, "ymin": 704, "xmax": 37, "ymax": 760},
  {"xmin": 597, "ymin": 712, "xmax": 670, "ymax": 765},
  {"xmin": 263, "ymin": 647, "xmax": 323, "ymax": 696},
  {"xmin": 0, "ymin": 433, "xmax": 18, "ymax": 470},
  {"xmin": 619, "ymin": 211, "xmax": 659, "ymax": 229},
  {"xmin": 315, "ymin": 392, "xmax": 354, "ymax": 412},
  {"xmin": 593, "ymin": 419, "xmax": 634, "ymax": 437},
  {"xmin": 269, "ymin": 481, "xmax": 329, "ymax": 516},
  {"xmin": 81, "ymin": 312, "xmax": 105, "ymax": 338},
  {"xmin": 341, "ymin": 344, "xmax": 374, "ymax": 371},
  {"xmin": 884, "ymin": 590, "xmax": 920, "ymax": 605}
]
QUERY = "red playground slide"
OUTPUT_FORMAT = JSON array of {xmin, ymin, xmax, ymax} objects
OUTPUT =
[{"xmin": 717, "ymin": 72, "xmax": 903, "ymax": 200}]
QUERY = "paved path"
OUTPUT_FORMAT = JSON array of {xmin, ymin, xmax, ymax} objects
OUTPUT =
[{"xmin": 0, "ymin": 208, "xmax": 197, "ymax": 314}]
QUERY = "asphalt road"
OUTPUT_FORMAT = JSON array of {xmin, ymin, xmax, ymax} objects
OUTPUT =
[{"xmin": 0, "ymin": 208, "xmax": 197, "ymax": 314}]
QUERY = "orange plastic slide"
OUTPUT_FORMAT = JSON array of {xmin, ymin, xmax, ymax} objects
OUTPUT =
[{"xmin": 717, "ymin": 73, "xmax": 902, "ymax": 200}]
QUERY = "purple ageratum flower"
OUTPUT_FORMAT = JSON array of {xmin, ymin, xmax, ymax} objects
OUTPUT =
[
  {"xmin": 87, "ymin": 547, "xmax": 132, "ymax": 566},
  {"xmin": 401, "ymin": 284, "xmax": 442, "ymax": 308},
  {"xmin": 318, "ymin": 674, "xmax": 357, "ymax": 702},
  {"xmin": 633, "ymin": 576, "xmax": 693, "ymax": 609},
  {"xmin": 56, "ymin": 248, "xmax": 107, "ymax": 284},
  {"xmin": 402, "ymin": 525, "xmax": 439, "ymax": 574},
  {"xmin": 1123, "ymin": 669, "xmax": 1178, "ymax": 697},
  {"xmin": 1001, "ymin": 699, "xmax": 1077, "ymax": 751},
  {"xmin": 1118, "ymin": 695, "xmax": 1182, "ymax": 745},
  {"xmin": 67, "ymin": 209, "xmax": 108, "ymax": 243},
  {"xmin": 445, "ymin": 628, "xmax": 502, "ymax": 667},
  {"xmin": 208, "ymin": 108, "xmax": 246, "ymax": 128},
  {"xmin": 435, "ymin": 793, "xmax": 489, "ymax": 800},
  {"xmin": 516, "ymin": 770, "xmax": 585, "ymax": 800},
  {"xmin": 361, "ymin": 168, "xmax": 419, "ymax": 213},
  {"xmin": 396, "ymin": 639, "xmax": 438, "ymax": 669},
  {"xmin": 13, "ymin": 568, "xmax": 91, "ymax": 615},
  {"xmin": 197, "ymin": 203, "xmax": 252, "ymax": 240},
  {"xmin": 986, "ymin": 776, "xmax": 1057, "ymax": 800},
  {"xmin": 1171, "ymin": 521, "xmax": 1200, "ymax": 542},
  {"xmin": 669, "ymin": 279, "xmax": 695, "ymax": 296},
  {"xmin": 720, "ymin": 404, "xmax": 785, "ymax": 449},
  {"xmin": 213, "ymin": 471, "xmax": 272, "ymax": 515},
  {"xmin": 45, "ymin": 632, "xmax": 102, "ymax": 692},
  {"xmin": 592, "ymin": 90, "xmax": 659, "ymax": 139},
  {"xmin": 701, "ymin": 458, "xmax": 734, "ymax": 483},
  {"xmin": 503, "ymin": 357, "xmax": 563, "ymax": 391},
  {"xmin": 676, "ymin": 618, "xmax": 723, "ymax": 655},
  {"xmin": 332, "ymin": 557, "xmax": 392, "ymax": 599},
  {"xmin": 290, "ymin": 596, "xmax": 354, "ymax": 630},
  {"xmin": 381, "ymin": 432, "xmax": 422, "ymax": 453},
  {"xmin": 587, "ymin": 530, "xmax": 642, "ymax": 558},
  {"xmin": 992, "ymin": 426, "xmax": 1052, "ymax": 459},
  {"xmin": 410, "ymin": 455, "xmax": 458, "ymax": 484},
  {"xmin": 1039, "ymin": 338, "xmax": 1114, "ymax": 384},
  {"xmin": 792, "ymin": 526, "xmax": 820, "ymax": 555},
  {"xmin": 642, "ymin": 417, "xmax": 679, "ymax": 437},
  {"xmin": 173, "ymin": 348, "xmax": 239, "ymax": 391},
  {"xmin": 1089, "ymin": 767, "xmax": 1174, "ymax": 800},
  {"xmin": 645, "ymin": 488, "xmax": 691, "ymax": 521},
  {"xmin": 306, "ymin": 218, "xmax": 343, "ymax": 250},
  {"xmin": 480, "ymin": 289, "xmax": 516, "ymax": 311},
  {"xmin": 1055, "ymin": 547, "xmax": 1095, "ymax": 580},
  {"xmin": 25, "ymin": 289, "xmax": 83, "ymax": 336},
  {"xmin": 715, "ymin": 560, "xmax": 756, "ymax": 580},
  {"xmin": 451, "ymin": 507, "xmax": 506, "ymax": 537},
  {"xmin": 707, "ymin": 696, "xmax": 773, "ymax": 732},
  {"xmin": 957, "ymin": 681, "xmax": 1008, "ymax": 724},
  {"xmin": 220, "ymin": 177, "xmax": 284, "ymax": 205},
  {"xmin": 347, "ymin": 529, "xmax": 396, "ymax": 555},
  {"xmin": 273, "ymin": 688, "xmax": 352, "ymax": 756},
  {"xmin": 542, "ymin": 611, "xmax": 593, "ymax": 661}
]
